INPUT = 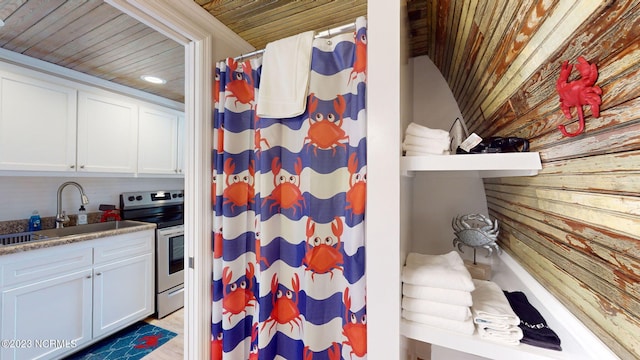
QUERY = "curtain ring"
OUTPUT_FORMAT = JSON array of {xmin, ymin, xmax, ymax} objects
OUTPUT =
[{"xmin": 327, "ymin": 28, "xmax": 332, "ymax": 45}]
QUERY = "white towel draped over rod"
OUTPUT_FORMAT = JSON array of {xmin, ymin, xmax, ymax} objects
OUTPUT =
[{"xmin": 231, "ymin": 21, "xmax": 356, "ymax": 61}]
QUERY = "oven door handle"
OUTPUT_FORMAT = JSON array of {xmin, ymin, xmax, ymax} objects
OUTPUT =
[{"xmin": 157, "ymin": 226, "xmax": 184, "ymax": 237}]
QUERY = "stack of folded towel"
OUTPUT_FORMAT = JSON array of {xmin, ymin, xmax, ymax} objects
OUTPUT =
[
  {"xmin": 401, "ymin": 251, "xmax": 476, "ymax": 335},
  {"xmin": 471, "ymin": 279, "xmax": 523, "ymax": 345},
  {"xmin": 403, "ymin": 122, "xmax": 451, "ymax": 155}
]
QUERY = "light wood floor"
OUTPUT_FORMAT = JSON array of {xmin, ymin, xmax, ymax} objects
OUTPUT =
[{"xmin": 143, "ymin": 308, "xmax": 184, "ymax": 359}]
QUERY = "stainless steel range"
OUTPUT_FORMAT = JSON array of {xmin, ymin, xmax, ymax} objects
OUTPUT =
[{"xmin": 120, "ymin": 190, "xmax": 184, "ymax": 318}]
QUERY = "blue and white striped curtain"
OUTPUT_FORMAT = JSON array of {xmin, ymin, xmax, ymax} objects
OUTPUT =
[{"xmin": 212, "ymin": 17, "xmax": 367, "ymax": 360}]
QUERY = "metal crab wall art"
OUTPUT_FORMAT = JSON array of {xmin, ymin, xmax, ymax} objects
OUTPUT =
[
  {"xmin": 452, "ymin": 214, "xmax": 501, "ymax": 257},
  {"xmin": 555, "ymin": 56, "xmax": 602, "ymax": 137}
]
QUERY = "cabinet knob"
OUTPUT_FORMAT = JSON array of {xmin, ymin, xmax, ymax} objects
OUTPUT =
[
  {"xmin": 70, "ymin": 165, "xmax": 75, "ymax": 169},
  {"xmin": 86, "ymin": 275, "xmax": 91, "ymax": 279},
  {"xmin": 95, "ymin": 272, "xmax": 102, "ymax": 276},
  {"xmin": 80, "ymin": 165, "xmax": 85, "ymax": 169}
]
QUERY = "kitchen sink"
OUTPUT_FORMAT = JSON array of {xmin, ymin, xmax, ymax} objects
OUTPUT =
[
  {"xmin": 2, "ymin": 221, "xmax": 149, "ymax": 246},
  {"xmin": 31, "ymin": 220, "xmax": 149, "ymax": 240}
]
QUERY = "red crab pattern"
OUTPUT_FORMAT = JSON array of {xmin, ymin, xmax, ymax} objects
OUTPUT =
[
  {"xmin": 304, "ymin": 93, "xmax": 350, "ymax": 156},
  {"xmin": 225, "ymin": 58, "xmax": 255, "ymax": 109},
  {"xmin": 262, "ymin": 157, "xmax": 306, "ymax": 215},
  {"xmin": 303, "ymin": 217, "xmax": 345, "ymax": 280},
  {"xmin": 221, "ymin": 263, "xmax": 257, "ymax": 321},
  {"xmin": 262, "ymin": 273, "xmax": 303, "ymax": 334},
  {"xmin": 342, "ymin": 287, "xmax": 367, "ymax": 358},
  {"xmin": 212, "ymin": 17, "xmax": 367, "ymax": 360},
  {"xmin": 222, "ymin": 158, "xmax": 255, "ymax": 212},
  {"xmin": 345, "ymin": 153, "xmax": 366, "ymax": 219}
]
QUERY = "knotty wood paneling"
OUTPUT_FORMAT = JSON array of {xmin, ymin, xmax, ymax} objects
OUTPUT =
[{"xmin": 425, "ymin": 0, "xmax": 640, "ymax": 357}]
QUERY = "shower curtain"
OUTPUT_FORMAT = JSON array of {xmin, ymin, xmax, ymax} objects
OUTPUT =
[{"xmin": 212, "ymin": 17, "xmax": 367, "ymax": 360}]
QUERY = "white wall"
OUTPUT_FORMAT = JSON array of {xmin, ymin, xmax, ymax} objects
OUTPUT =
[
  {"xmin": 366, "ymin": 0, "xmax": 404, "ymax": 358},
  {"xmin": 407, "ymin": 55, "xmax": 489, "ymax": 258},
  {"xmin": 0, "ymin": 176, "xmax": 183, "ymax": 220},
  {"xmin": 411, "ymin": 56, "xmax": 464, "ymax": 131}
]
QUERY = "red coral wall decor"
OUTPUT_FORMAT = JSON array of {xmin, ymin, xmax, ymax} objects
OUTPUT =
[{"xmin": 555, "ymin": 56, "xmax": 602, "ymax": 137}]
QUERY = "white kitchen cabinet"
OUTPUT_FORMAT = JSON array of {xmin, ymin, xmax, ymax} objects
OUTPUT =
[
  {"xmin": 1, "ymin": 270, "xmax": 93, "ymax": 360},
  {"xmin": 77, "ymin": 91, "xmax": 138, "ymax": 174},
  {"xmin": 0, "ymin": 247, "xmax": 93, "ymax": 360},
  {"xmin": 0, "ymin": 61, "xmax": 184, "ymax": 177},
  {"xmin": 0, "ymin": 229, "xmax": 155, "ymax": 360},
  {"xmin": 0, "ymin": 70, "xmax": 77, "ymax": 172},
  {"xmin": 92, "ymin": 231, "xmax": 154, "ymax": 338},
  {"xmin": 92, "ymin": 253, "xmax": 153, "ymax": 337},
  {"xmin": 138, "ymin": 105, "xmax": 183, "ymax": 175}
]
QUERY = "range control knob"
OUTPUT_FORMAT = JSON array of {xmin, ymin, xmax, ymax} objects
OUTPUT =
[
  {"xmin": 136, "ymin": 195, "xmax": 143, "ymax": 201},
  {"xmin": 178, "ymin": 193, "xmax": 183, "ymax": 198},
  {"xmin": 128, "ymin": 196, "xmax": 135, "ymax": 202}
]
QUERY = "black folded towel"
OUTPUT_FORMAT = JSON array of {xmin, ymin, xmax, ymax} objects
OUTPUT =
[{"xmin": 503, "ymin": 290, "xmax": 562, "ymax": 351}]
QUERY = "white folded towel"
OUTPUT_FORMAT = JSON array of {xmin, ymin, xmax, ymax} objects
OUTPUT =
[
  {"xmin": 402, "ymin": 252, "xmax": 475, "ymax": 292},
  {"xmin": 402, "ymin": 310, "xmax": 475, "ymax": 335},
  {"xmin": 402, "ymin": 297, "xmax": 471, "ymax": 321},
  {"xmin": 403, "ymin": 134, "xmax": 451, "ymax": 147},
  {"xmin": 402, "ymin": 283, "xmax": 473, "ymax": 307},
  {"xmin": 257, "ymin": 31, "xmax": 314, "ymax": 118},
  {"xmin": 406, "ymin": 122, "xmax": 450, "ymax": 139},
  {"xmin": 402, "ymin": 143, "xmax": 450, "ymax": 154},
  {"xmin": 478, "ymin": 326, "xmax": 523, "ymax": 345},
  {"xmin": 471, "ymin": 279, "xmax": 520, "ymax": 329}
]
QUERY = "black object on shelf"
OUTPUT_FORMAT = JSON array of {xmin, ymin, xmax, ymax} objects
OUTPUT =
[
  {"xmin": 503, "ymin": 290, "xmax": 562, "ymax": 351},
  {"xmin": 457, "ymin": 137, "xmax": 529, "ymax": 154}
]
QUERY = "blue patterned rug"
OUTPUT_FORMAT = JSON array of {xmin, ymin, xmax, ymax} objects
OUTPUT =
[{"xmin": 64, "ymin": 322, "xmax": 177, "ymax": 360}]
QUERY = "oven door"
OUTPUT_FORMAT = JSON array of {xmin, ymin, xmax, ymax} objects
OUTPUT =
[{"xmin": 156, "ymin": 225, "xmax": 184, "ymax": 293}]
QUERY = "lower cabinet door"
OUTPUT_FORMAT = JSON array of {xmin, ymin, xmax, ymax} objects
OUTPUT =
[
  {"xmin": 0, "ymin": 269, "xmax": 93, "ymax": 360},
  {"xmin": 92, "ymin": 253, "xmax": 154, "ymax": 338}
]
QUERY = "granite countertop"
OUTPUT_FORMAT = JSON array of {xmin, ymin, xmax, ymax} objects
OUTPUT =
[{"xmin": 0, "ymin": 221, "xmax": 156, "ymax": 256}]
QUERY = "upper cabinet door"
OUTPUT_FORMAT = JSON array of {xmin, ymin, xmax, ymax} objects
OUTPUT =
[
  {"xmin": 77, "ymin": 91, "xmax": 138, "ymax": 173},
  {"xmin": 138, "ymin": 106, "xmax": 180, "ymax": 175},
  {"xmin": 0, "ymin": 71, "xmax": 77, "ymax": 172}
]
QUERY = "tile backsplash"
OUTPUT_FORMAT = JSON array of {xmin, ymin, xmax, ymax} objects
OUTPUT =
[{"xmin": 0, "ymin": 176, "xmax": 183, "ymax": 222}]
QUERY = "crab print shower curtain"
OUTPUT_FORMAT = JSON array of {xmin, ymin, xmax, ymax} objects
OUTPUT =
[{"xmin": 212, "ymin": 17, "xmax": 367, "ymax": 360}]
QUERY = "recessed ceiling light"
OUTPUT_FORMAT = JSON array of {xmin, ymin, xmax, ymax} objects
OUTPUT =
[{"xmin": 140, "ymin": 75, "xmax": 166, "ymax": 84}]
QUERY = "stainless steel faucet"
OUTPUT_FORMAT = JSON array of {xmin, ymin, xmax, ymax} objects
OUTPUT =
[{"xmin": 56, "ymin": 181, "xmax": 90, "ymax": 228}]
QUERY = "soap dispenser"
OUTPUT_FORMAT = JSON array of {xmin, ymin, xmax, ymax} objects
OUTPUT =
[
  {"xmin": 78, "ymin": 205, "xmax": 88, "ymax": 225},
  {"xmin": 28, "ymin": 210, "xmax": 42, "ymax": 231}
]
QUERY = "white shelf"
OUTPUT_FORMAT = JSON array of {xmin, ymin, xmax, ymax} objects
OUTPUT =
[
  {"xmin": 401, "ymin": 319, "xmax": 566, "ymax": 360},
  {"xmin": 400, "ymin": 251, "xmax": 619, "ymax": 360},
  {"xmin": 400, "ymin": 152, "xmax": 542, "ymax": 178}
]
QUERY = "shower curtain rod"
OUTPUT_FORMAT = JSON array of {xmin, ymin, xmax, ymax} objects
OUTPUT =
[{"xmin": 232, "ymin": 22, "xmax": 356, "ymax": 61}]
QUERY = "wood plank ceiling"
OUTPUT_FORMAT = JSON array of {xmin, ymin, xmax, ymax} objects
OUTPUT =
[{"xmin": 0, "ymin": 0, "xmax": 432, "ymax": 104}]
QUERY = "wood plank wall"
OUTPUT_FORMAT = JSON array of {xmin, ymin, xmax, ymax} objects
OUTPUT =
[{"xmin": 423, "ymin": 0, "xmax": 640, "ymax": 358}]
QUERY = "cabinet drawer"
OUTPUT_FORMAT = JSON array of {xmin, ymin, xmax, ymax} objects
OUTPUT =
[
  {"xmin": 93, "ymin": 230, "xmax": 154, "ymax": 265},
  {"xmin": 1, "ymin": 247, "xmax": 92, "ymax": 288}
]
